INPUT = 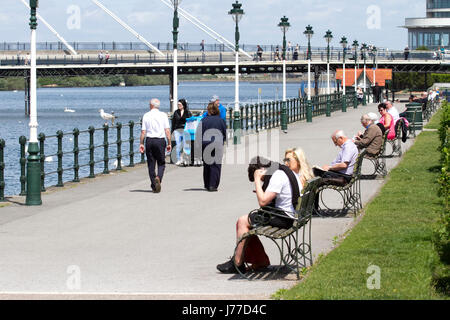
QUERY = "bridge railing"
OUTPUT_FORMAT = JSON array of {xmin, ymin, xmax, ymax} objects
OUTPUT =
[{"xmin": 1, "ymin": 48, "xmax": 441, "ymax": 67}]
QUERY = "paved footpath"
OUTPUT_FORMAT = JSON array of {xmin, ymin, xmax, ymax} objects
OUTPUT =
[{"xmin": 0, "ymin": 102, "xmax": 415, "ymax": 300}]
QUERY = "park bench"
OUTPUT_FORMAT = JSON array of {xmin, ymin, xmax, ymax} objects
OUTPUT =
[
  {"xmin": 361, "ymin": 130, "xmax": 389, "ymax": 179},
  {"xmin": 315, "ymin": 150, "xmax": 367, "ymax": 217},
  {"xmin": 383, "ymin": 121, "xmax": 403, "ymax": 158},
  {"xmin": 233, "ymin": 176, "xmax": 321, "ymax": 280}
]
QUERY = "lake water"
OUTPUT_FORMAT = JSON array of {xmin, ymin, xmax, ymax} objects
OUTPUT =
[{"xmin": 0, "ymin": 80, "xmax": 333, "ymax": 196}]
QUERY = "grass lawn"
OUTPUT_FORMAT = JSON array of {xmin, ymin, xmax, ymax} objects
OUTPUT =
[{"xmin": 275, "ymin": 123, "xmax": 447, "ymax": 299}]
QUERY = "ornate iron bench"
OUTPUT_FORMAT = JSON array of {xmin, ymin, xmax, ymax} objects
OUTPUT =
[
  {"xmin": 383, "ymin": 121, "xmax": 403, "ymax": 158},
  {"xmin": 233, "ymin": 177, "xmax": 321, "ymax": 280},
  {"xmin": 361, "ymin": 130, "xmax": 389, "ymax": 179},
  {"xmin": 315, "ymin": 150, "xmax": 367, "ymax": 217}
]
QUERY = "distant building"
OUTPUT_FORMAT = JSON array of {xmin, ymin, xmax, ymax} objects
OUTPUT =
[
  {"xmin": 404, "ymin": 0, "xmax": 450, "ymax": 49},
  {"xmin": 335, "ymin": 69, "xmax": 393, "ymax": 89}
]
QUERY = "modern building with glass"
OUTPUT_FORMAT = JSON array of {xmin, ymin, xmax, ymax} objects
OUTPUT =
[{"xmin": 404, "ymin": 0, "xmax": 450, "ymax": 49}]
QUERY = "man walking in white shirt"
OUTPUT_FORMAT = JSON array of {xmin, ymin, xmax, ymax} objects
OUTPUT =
[{"xmin": 140, "ymin": 98, "xmax": 172, "ymax": 193}]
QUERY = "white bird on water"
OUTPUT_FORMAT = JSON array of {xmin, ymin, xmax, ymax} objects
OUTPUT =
[{"xmin": 99, "ymin": 109, "xmax": 118, "ymax": 125}]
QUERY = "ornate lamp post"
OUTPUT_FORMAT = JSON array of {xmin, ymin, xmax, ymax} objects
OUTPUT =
[
  {"xmin": 26, "ymin": 0, "xmax": 41, "ymax": 205},
  {"xmin": 352, "ymin": 40, "xmax": 359, "ymax": 91},
  {"xmin": 304, "ymin": 25, "xmax": 314, "ymax": 122},
  {"xmin": 340, "ymin": 36, "xmax": 348, "ymax": 112},
  {"xmin": 324, "ymin": 30, "xmax": 333, "ymax": 95},
  {"xmin": 278, "ymin": 16, "xmax": 290, "ymax": 133},
  {"xmin": 361, "ymin": 43, "xmax": 368, "ymax": 105},
  {"xmin": 229, "ymin": 1, "xmax": 244, "ymax": 145},
  {"xmin": 171, "ymin": 0, "xmax": 182, "ymax": 113}
]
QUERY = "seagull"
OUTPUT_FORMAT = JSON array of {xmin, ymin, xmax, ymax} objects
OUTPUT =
[{"xmin": 99, "ymin": 109, "xmax": 118, "ymax": 125}]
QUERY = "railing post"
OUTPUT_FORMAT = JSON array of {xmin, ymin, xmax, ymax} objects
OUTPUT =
[
  {"xmin": 128, "ymin": 120, "xmax": 135, "ymax": 167},
  {"xmin": 250, "ymin": 104, "xmax": 254, "ymax": 132},
  {"xmin": 103, "ymin": 124, "xmax": 110, "ymax": 174},
  {"xmin": 88, "ymin": 126, "xmax": 95, "ymax": 178},
  {"xmin": 306, "ymin": 99, "xmax": 313, "ymax": 122},
  {"xmin": 326, "ymin": 94, "xmax": 331, "ymax": 117},
  {"xmin": 0, "ymin": 139, "xmax": 5, "ymax": 202},
  {"xmin": 264, "ymin": 102, "xmax": 268, "ymax": 129},
  {"xmin": 254, "ymin": 104, "xmax": 259, "ymax": 133},
  {"xmin": 267, "ymin": 102, "xmax": 272, "ymax": 129},
  {"xmin": 73, "ymin": 128, "xmax": 80, "ymax": 182},
  {"xmin": 245, "ymin": 104, "xmax": 249, "ymax": 133},
  {"xmin": 19, "ymin": 136, "xmax": 27, "ymax": 196},
  {"xmin": 281, "ymin": 100, "xmax": 287, "ymax": 132},
  {"xmin": 354, "ymin": 92, "xmax": 358, "ymax": 109},
  {"xmin": 38, "ymin": 133, "xmax": 46, "ymax": 191},
  {"xmin": 342, "ymin": 94, "xmax": 347, "ymax": 112},
  {"xmin": 116, "ymin": 122, "xmax": 122, "ymax": 170},
  {"xmin": 56, "ymin": 130, "xmax": 64, "ymax": 187}
]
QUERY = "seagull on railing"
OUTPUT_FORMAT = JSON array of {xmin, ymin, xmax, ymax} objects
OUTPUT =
[{"xmin": 99, "ymin": 109, "xmax": 118, "ymax": 125}]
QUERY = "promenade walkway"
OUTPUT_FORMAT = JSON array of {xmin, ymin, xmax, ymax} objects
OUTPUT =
[{"xmin": 0, "ymin": 101, "xmax": 415, "ymax": 299}]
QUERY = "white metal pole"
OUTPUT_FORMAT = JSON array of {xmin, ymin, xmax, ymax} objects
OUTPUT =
[
  {"xmin": 235, "ymin": 51, "xmax": 240, "ymax": 111},
  {"xmin": 327, "ymin": 62, "xmax": 330, "ymax": 94},
  {"xmin": 283, "ymin": 59, "xmax": 286, "ymax": 101},
  {"xmin": 343, "ymin": 62, "xmax": 346, "ymax": 95},
  {"xmin": 172, "ymin": 48, "xmax": 178, "ymax": 113},
  {"xmin": 364, "ymin": 64, "xmax": 366, "ymax": 94},
  {"xmin": 307, "ymin": 59, "xmax": 311, "ymax": 100},
  {"xmin": 29, "ymin": 28, "xmax": 38, "ymax": 143}
]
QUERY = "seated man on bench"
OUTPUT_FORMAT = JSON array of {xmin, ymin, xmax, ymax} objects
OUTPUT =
[
  {"xmin": 313, "ymin": 130, "xmax": 358, "ymax": 187},
  {"xmin": 216, "ymin": 148, "xmax": 314, "ymax": 274},
  {"xmin": 354, "ymin": 114, "xmax": 383, "ymax": 157}
]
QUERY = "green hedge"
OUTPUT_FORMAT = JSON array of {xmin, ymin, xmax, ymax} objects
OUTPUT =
[{"xmin": 432, "ymin": 101, "xmax": 450, "ymax": 294}]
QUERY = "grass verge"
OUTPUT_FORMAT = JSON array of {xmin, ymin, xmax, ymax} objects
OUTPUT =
[{"xmin": 275, "ymin": 128, "xmax": 447, "ymax": 299}]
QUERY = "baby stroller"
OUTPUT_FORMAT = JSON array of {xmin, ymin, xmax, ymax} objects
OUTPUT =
[{"xmin": 181, "ymin": 116, "xmax": 203, "ymax": 167}]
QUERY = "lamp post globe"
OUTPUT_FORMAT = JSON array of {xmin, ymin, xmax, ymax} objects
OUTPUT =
[
  {"xmin": 170, "ymin": 0, "xmax": 182, "ymax": 114},
  {"xmin": 228, "ymin": 1, "xmax": 244, "ymax": 144},
  {"xmin": 278, "ymin": 16, "xmax": 290, "ymax": 132},
  {"xmin": 324, "ymin": 30, "xmax": 333, "ymax": 95},
  {"xmin": 26, "ymin": 0, "xmax": 42, "ymax": 205}
]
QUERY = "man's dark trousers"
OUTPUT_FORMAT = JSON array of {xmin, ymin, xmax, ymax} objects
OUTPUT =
[{"xmin": 145, "ymin": 137, "xmax": 166, "ymax": 190}]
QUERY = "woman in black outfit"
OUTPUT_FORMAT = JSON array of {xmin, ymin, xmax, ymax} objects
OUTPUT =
[
  {"xmin": 199, "ymin": 102, "xmax": 227, "ymax": 191},
  {"xmin": 171, "ymin": 99, "xmax": 192, "ymax": 165}
]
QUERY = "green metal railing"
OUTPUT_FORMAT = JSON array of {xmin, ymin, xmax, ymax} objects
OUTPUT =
[
  {"xmin": 18, "ymin": 120, "xmax": 144, "ymax": 193},
  {"xmin": 226, "ymin": 93, "xmax": 346, "ymax": 135},
  {"xmin": 0, "ymin": 91, "xmax": 388, "ymax": 198}
]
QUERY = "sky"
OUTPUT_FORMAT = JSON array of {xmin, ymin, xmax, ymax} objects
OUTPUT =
[{"xmin": 0, "ymin": 0, "xmax": 426, "ymax": 50}]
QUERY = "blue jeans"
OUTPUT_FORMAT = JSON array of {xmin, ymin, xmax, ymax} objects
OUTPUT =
[{"xmin": 173, "ymin": 130, "xmax": 184, "ymax": 162}]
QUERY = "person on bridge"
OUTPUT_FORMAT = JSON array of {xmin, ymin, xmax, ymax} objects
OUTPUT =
[
  {"xmin": 202, "ymin": 95, "xmax": 227, "ymax": 122},
  {"xmin": 140, "ymin": 98, "xmax": 172, "ymax": 193},
  {"xmin": 216, "ymin": 148, "xmax": 314, "ymax": 274},
  {"xmin": 256, "ymin": 45, "xmax": 263, "ymax": 61},
  {"xmin": 198, "ymin": 102, "xmax": 227, "ymax": 192},
  {"xmin": 404, "ymin": 46, "xmax": 410, "ymax": 60},
  {"xmin": 98, "ymin": 51, "xmax": 104, "ymax": 64}
]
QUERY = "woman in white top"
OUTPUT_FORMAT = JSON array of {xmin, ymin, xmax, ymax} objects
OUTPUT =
[{"xmin": 216, "ymin": 148, "xmax": 314, "ymax": 274}]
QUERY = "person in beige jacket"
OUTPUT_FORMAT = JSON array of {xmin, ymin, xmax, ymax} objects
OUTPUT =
[{"xmin": 354, "ymin": 114, "xmax": 383, "ymax": 157}]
